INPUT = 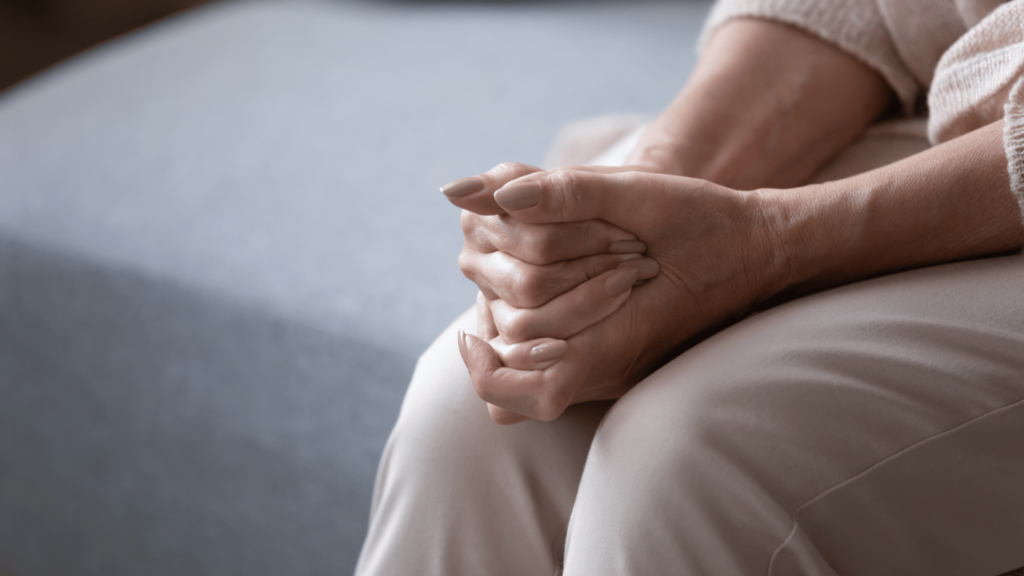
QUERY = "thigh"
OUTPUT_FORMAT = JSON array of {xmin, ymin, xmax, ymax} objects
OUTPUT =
[
  {"xmin": 356, "ymin": 306, "xmax": 610, "ymax": 576},
  {"xmin": 564, "ymin": 255, "xmax": 1024, "ymax": 576}
]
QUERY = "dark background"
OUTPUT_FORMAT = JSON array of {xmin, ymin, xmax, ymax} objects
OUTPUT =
[{"xmin": 0, "ymin": 0, "xmax": 211, "ymax": 92}]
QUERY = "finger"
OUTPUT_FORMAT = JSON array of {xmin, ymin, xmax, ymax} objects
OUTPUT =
[
  {"xmin": 463, "ymin": 251, "xmax": 646, "ymax": 307},
  {"xmin": 491, "ymin": 266, "xmax": 639, "ymax": 343},
  {"xmin": 492, "ymin": 168, "xmax": 682, "ymax": 226},
  {"xmin": 460, "ymin": 212, "xmax": 643, "ymax": 265},
  {"xmin": 475, "ymin": 291, "xmax": 499, "ymax": 340},
  {"xmin": 487, "ymin": 334, "xmax": 569, "ymax": 426},
  {"xmin": 491, "ymin": 337, "xmax": 569, "ymax": 370},
  {"xmin": 617, "ymin": 255, "xmax": 661, "ymax": 284},
  {"xmin": 443, "ymin": 163, "xmax": 647, "ymax": 217},
  {"xmin": 441, "ymin": 162, "xmax": 543, "ymax": 215},
  {"xmin": 487, "ymin": 404, "xmax": 530, "ymax": 425},
  {"xmin": 550, "ymin": 164, "xmax": 657, "ymax": 175},
  {"xmin": 457, "ymin": 330, "xmax": 573, "ymax": 421}
]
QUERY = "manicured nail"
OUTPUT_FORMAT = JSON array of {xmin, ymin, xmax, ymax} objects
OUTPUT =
[
  {"xmin": 530, "ymin": 340, "xmax": 568, "ymax": 364},
  {"xmin": 605, "ymin": 267, "xmax": 639, "ymax": 297},
  {"xmin": 617, "ymin": 257, "xmax": 660, "ymax": 279},
  {"xmin": 494, "ymin": 182, "xmax": 541, "ymax": 211},
  {"xmin": 609, "ymin": 240, "xmax": 647, "ymax": 254},
  {"xmin": 441, "ymin": 176, "xmax": 485, "ymax": 198}
]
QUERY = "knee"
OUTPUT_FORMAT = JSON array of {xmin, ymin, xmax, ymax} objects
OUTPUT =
[{"xmin": 387, "ymin": 312, "xmax": 491, "ymax": 470}]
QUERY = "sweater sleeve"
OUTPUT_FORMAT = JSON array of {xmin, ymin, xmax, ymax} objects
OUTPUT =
[
  {"xmin": 929, "ymin": 2, "xmax": 1024, "ymax": 144},
  {"xmin": 1004, "ymin": 78, "xmax": 1024, "ymax": 228},
  {"xmin": 699, "ymin": 0, "xmax": 919, "ymax": 113},
  {"xmin": 926, "ymin": 1, "xmax": 1024, "ymax": 227}
]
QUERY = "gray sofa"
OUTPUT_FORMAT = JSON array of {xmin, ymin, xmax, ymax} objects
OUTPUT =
[{"xmin": 0, "ymin": 1, "xmax": 711, "ymax": 574}]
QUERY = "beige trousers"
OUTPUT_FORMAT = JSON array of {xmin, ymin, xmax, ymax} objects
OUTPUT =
[{"xmin": 355, "ymin": 120, "xmax": 1024, "ymax": 576}]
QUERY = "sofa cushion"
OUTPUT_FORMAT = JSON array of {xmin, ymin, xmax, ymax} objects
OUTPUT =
[{"xmin": 0, "ymin": 1, "xmax": 710, "ymax": 574}]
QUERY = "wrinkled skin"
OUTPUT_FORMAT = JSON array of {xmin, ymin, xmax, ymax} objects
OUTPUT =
[{"xmin": 449, "ymin": 163, "xmax": 785, "ymax": 423}]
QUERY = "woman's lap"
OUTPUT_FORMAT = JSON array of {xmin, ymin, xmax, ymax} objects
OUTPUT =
[
  {"xmin": 566, "ymin": 254, "xmax": 1024, "ymax": 576},
  {"xmin": 358, "ymin": 255, "xmax": 1024, "ymax": 576},
  {"xmin": 355, "ymin": 308, "xmax": 612, "ymax": 576}
]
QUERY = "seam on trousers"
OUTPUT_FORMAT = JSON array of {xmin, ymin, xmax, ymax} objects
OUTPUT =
[{"xmin": 765, "ymin": 393, "xmax": 1024, "ymax": 576}]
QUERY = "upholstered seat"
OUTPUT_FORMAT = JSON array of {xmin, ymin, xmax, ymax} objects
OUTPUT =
[{"xmin": 0, "ymin": 1, "xmax": 709, "ymax": 573}]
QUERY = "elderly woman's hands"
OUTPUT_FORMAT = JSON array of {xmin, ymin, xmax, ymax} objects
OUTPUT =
[
  {"xmin": 452, "ymin": 168, "xmax": 790, "ymax": 422},
  {"xmin": 447, "ymin": 163, "xmax": 657, "ymax": 315},
  {"xmin": 445, "ymin": 162, "xmax": 663, "ymax": 423}
]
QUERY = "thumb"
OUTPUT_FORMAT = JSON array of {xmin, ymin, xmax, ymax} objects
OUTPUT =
[{"xmin": 492, "ymin": 168, "xmax": 665, "ymax": 227}]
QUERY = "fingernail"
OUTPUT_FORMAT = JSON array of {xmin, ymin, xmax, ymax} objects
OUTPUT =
[
  {"xmin": 605, "ymin": 267, "xmax": 639, "ymax": 297},
  {"xmin": 441, "ymin": 176, "xmax": 485, "ymax": 198},
  {"xmin": 530, "ymin": 340, "xmax": 568, "ymax": 363},
  {"xmin": 609, "ymin": 240, "xmax": 647, "ymax": 254},
  {"xmin": 494, "ymin": 182, "xmax": 541, "ymax": 211},
  {"xmin": 617, "ymin": 257, "xmax": 660, "ymax": 279}
]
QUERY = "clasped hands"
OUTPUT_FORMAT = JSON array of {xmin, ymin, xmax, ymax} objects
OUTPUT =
[{"xmin": 443, "ymin": 162, "xmax": 786, "ymax": 425}]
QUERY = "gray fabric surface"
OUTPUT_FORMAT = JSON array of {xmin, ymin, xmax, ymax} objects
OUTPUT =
[
  {"xmin": 0, "ymin": 1, "xmax": 710, "ymax": 574},
  {"xmin": 1, "ymin": 238, "xmax": 410, "ymax": 574}
]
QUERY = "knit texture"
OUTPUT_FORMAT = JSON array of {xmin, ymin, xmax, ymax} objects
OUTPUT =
[
  {"xmin": 930, "ymin": 2, "xmax": 1024, "ymax": 143},
  {"xmin": 1004, "ymin": 77, "xmax": 1024, "ymax": 227},
  {"xmin": 702, "ymin": 0, "xmax": 1024, "ymax": 225},
  {"xmin": 876, "ymin": 0, "xmax": 965, "ymax": 88}
]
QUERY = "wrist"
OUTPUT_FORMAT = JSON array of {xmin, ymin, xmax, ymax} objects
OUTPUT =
[
  {"xmin": 749, "ymin": 185, "xmax": 853, "ymax": 296},
  {"xmin": 751, "ymin": 180, "xmax": 888, "ymax": 299}
]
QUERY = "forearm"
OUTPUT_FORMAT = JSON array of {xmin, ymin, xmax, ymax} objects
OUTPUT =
[
  {"xmin": 763, "ymin": 120, "xmax": 1024, "ymax": 294},
  {"xmin": 628, "ymin": 19, "xmax": 892, "ymax": 190}
]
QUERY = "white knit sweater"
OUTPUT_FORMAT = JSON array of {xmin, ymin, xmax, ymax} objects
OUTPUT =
[{"xmin": 703, "ymin": 0, "xmax": 1024, "ymax": 223}]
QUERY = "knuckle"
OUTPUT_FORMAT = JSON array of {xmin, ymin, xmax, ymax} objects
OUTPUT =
[
  {"xmin": 624, "ymin": 169, "xmax": 647, "ymax": 184},
  {"xmin": 460, "ymin": 210, "xmax": 480, "ymax": 236},
  {"xmin": 457, "ymin": 250, "xmax": 477, "ymax": 280},
  {"xmin": 489, "ymin": 405, "xmax": 518, "ymax": 425},
  {"xmin": 532, "ymin": 387, "xmax": 571, "ymax": 421},
  {"xmin": 465, "ymin": 214, "xmax": 505, "ymax": 252},
  {"xmin": 519, "ymin": 228, "xmax": 543, "ymax": 262},
  {"xmin": 511, "ymin": 267, "xmax": 552, "ymax": 309},
  {"xmin": 521, "ymin": 227, "xmax": 559, "ymax": 264},
  {"xmin": 489, "ymin": 162, "xmax": 534, "ymax": 184},
  {"xmin": 618, "ymin": 170, "xmax": 648, "ymax": 192},
  {"xmin": 549, "ymin": 170, "xmax": 583, "ymax": 220},
  {"xmin": 577, "ymin": 255, "xmax": 603, "ymax": 280},
  {"xmin": 578, "ymin": 220, "xmax": 604, "ymax": 254},
  {"xmin": 493, "ymin": 161, "xmax": 522, "ymax": 175},
  {"xmin": 499, "ymin": 309, "xmax": 535, "ymax": 344}
]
